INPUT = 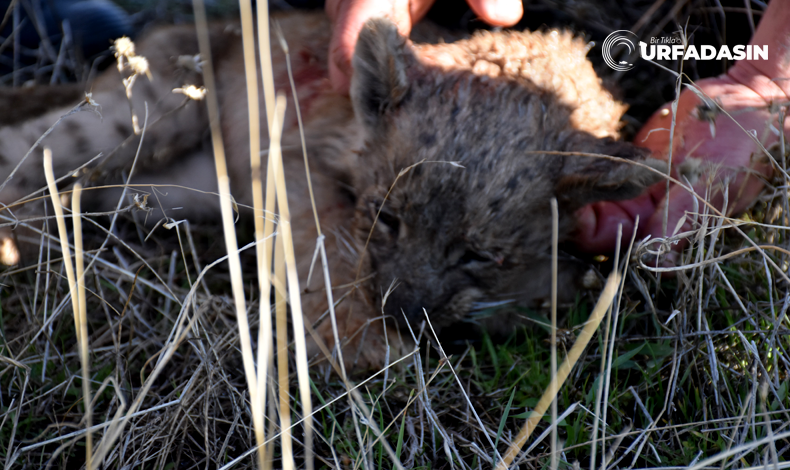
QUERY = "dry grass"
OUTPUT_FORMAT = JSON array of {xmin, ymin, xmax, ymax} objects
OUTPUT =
[{"xmin": 1, "ymin": 0, "xmax": 789, "ymax": 469}]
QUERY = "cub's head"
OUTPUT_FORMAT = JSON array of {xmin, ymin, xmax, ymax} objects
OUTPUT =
[{"xmin": 349, "ymin": 18, "xmax": 665, "ymax": 329}]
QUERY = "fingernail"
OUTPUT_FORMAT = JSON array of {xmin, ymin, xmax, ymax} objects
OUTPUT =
[{"xmin": 490, "ymin": 0, "xmax": 524, "ymax": 25}]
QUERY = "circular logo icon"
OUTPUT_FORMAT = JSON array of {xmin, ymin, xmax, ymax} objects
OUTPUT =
[{"xmin": 602, "ymin": 30, "xmax": 639, "ymax": 71}]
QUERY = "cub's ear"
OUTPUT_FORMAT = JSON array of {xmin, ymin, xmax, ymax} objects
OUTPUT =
[
  {"xmin": 555, "ymin": 138, "xmax": 667, "ymax": 207},
  {"xmin": 350, "ymin": 17, "xmax": 411, "ymax": 131}
]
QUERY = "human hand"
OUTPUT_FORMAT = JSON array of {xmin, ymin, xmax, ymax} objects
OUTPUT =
[
  {"xmin": 575, "ymin": 66, "xmax": 788, "ymax": 255},
  {"xmin": 326, "ymin": 0, "xmax": 524, "ymax": 94}
]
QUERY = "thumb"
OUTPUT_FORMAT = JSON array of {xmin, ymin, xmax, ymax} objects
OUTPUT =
[{"xmin": 327, "ymin": 0, "xmax": 413, "ymax": 95}]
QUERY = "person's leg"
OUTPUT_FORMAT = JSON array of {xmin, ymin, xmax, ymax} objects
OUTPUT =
[{"xmin": 0, "ymin": 0, "xmax": 132, "ymax": 79}]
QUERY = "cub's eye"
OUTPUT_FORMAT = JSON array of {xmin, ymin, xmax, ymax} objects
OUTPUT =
[
  {"xmin": 367, "ymin": 198, "xmax": 400, "ymax": 234},
  {"xmin": 377, "ymin": 210, "xmax": 400, "ymax": 233},
  {"xmin": 458, "ymin": 249, "xmax": 489, "ymax": 265}
]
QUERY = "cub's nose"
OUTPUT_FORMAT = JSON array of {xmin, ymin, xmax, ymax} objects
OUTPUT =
[{"xmin": 379, "ymin": 282, "xmax": 429, "ymax": 329}]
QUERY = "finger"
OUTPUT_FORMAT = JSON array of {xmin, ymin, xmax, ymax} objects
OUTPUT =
[
  {"xmin": 574, "ymin": 192, "xmax": 657, "ymax": 253},
  {"xmin": 409, "ymin": 0, "xmax": 434, "ymax": 22},
  {"xmin": 642, "ymin": 183, "xmax": 698, "ymax": 254},
  {"xmin": 634, "ymin": 75, "xmax": 772, "ymax": 160},
  {"xmin": 327, "ymin": 0, "xmax": 413, "ymax": 95},
  {"xmin": 633, "ymin": 93, "xmax": 703, "ymax": 160},
  {"xmin": 466, "ymin": 0, "xmax": 523, "ymax": 26},
  {"xmin": 642, "ymin": 161, "xmax": 768, "ymax": 255},
  {"xmin": 328, "ymin": 46, "xmax": 353, "ymax": 94}
]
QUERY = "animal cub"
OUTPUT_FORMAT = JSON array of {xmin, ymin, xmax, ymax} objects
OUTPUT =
[{"xmin": 0, "ymin": 12, "xmax": 664, "ymax": 368}]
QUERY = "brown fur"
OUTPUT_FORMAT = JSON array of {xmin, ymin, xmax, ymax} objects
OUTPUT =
[{"xmin": 0, "ymin": 12, "xmax": 665, "ymax": 369}]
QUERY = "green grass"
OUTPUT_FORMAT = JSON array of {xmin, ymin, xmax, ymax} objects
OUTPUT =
[{"xmin": 1, "ymin": 231, "xmax": 789, "ymax": 467}]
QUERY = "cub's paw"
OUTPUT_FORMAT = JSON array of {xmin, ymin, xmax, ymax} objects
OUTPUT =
[{"xmin": 307, "ymin": 310, "xmax": 413, "ymax": 373}]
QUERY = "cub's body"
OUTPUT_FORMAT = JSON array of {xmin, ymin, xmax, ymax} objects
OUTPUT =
[{"xmin": 0, "ymin": 12, "xmax": 661, "ymax": 367}]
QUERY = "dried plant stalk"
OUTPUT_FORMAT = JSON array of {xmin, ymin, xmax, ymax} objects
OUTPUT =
[
  {"xmin": 43, "ymin": 149, "xmax": 92, "ymax": 469},
  {"xmin": 499, "ymin": 270, "xmax": 622, "ymax": 468}
]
